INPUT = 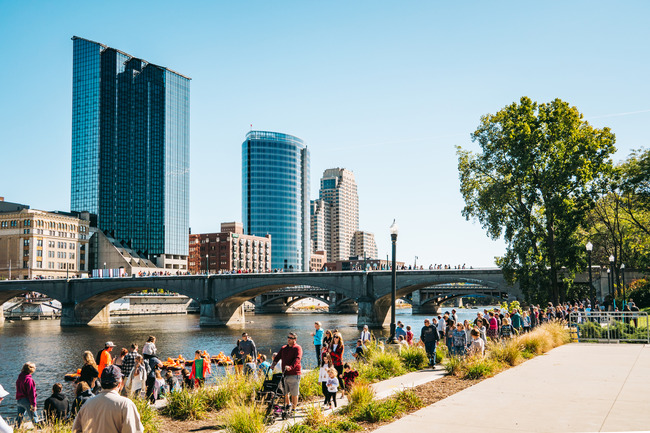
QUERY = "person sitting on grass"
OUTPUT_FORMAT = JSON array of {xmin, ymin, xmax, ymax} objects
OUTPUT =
[
  {"xmin": 340, "ymin": 363, "xmax": 358, "ymax": 399},
  {"xmin": 44, "ymin": 382, "xmax": 69, "ymax": 422},
  {"xmin": 352, "ymin": 339, "xmax": 366, "ymax": 362},
  {"xmin": 180, "ymin": 368, "xmax": 193, "ymax": 390},
  {"xmin": 468, "ymin": 329, "xmax": 485, "ymax": 357},
  {"xmin": 324, "ymin": 367, "xmax": 339, "ymax": 410},
  {"xmin": 243, "ymin": 355, "xmax": 257, "ymax": 377}
]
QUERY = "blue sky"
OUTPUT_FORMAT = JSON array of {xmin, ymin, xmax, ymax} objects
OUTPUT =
[{"xmin": 1, "ymin": 1, "xmax": 649, "ymax": 267}]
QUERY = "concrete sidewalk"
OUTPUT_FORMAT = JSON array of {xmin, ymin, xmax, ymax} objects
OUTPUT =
[{"xmin": 374, "ymin": 344, "xmax": 650, "ymax": 433}]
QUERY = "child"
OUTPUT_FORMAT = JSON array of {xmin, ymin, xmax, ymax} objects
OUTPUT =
[
  {"xmin": 181, "ymin": 368, "xmax": 194, "ymax": 390},
  {"xmin": 153, "ymin": 370, "xmax": 166, "ymax": 400},
  {"xmin": 258, "ymin": 354, "xmax": 271, "ymax": 379},
  {"xmin": 452, "ymin": 323, "xmax": 467, "ymax": 356},
  {"xmin": 468, "ymin": 329, "xmax": 485, "ymax": 357},
  {"xmin": 500, "ymin": 318, "xmax": 513, "ymax": 339},
  {"xmin": 405, "ymin": 325, "xmax": 414, "ymax": 345},
  {"xmin": 319, "ymin": 354, "xmax": 334, "ymax": 405},
  {"xmin": 324, "ymin": 367, "xmax": 339, "ymax": 409},
  {"xmin": 190, "ymin": 350, "xmax": 210, "ymax": 387},
  {"xmin": 340, "ymin": 363, "xmax": 359, "ymax": 399},
  {"xmin": 165, "ymin": 370, "xmax": 180, "ymax": 394},
  {"xmin": 243, "ymin": 355, "xmax": 257, "ymax": 377}
]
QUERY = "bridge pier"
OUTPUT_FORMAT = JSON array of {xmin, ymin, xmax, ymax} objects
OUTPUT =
[
  {"xmin": 357, "ymin": 298, "xmax": 391, "ymax": 328},
  {"xmin": 61, "ymin": 303, "xmax": 111, "ymax": 326},
  {"xmin": 0, "ymin": 307, "xmax": 4, "ymax": 325},
  {"xmin": 411, "ymin": 302, "xmax": 442, "ymax": 315},
  {"xmin": 200, "ymin": 300, "xmax": 245, "ymax": 326}
]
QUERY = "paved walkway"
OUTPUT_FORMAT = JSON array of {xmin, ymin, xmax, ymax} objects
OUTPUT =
[
  {"xmin": 373, "ymin": 344, "xmax": 650, "ymax": 433},
  {"xmin": 270, "ymin": 367, "xmax": 447, "ymax": 432}
]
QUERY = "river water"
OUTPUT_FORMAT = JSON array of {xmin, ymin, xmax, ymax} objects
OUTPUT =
[{"xmin": 0, "ymin": 307, "xmax": 488, "ymax": 418}]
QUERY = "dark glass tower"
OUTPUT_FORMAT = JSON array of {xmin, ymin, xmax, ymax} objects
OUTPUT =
[
  {"xmin": 70, "ymin": 36, "xmax": 190, "ymax": 260},
  {"xmin": 243, "ymin": 131, "xmax": 310, "ymax": 271}
]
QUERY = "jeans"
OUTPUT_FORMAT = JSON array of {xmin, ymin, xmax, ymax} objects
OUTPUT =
[
  {"xmin": 16, "ymin": 397, "xmax": 39, "ymax": 427},
  {"xmin": 315, "ymin": 344, "xmax": 321, "ymax": 366},
  {"xmin": 424, "ymin": 341, "xmax": 437, "ymax": 366}
]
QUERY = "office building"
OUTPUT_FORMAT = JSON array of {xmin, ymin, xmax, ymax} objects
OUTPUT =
[
  {"xmin": 189, "ymin": 222, "xmax": 271, "ymax": 273},
  {"xmin": 242, "ymin": 131, "xmax": 310, "ymax": 271},
  {"xmin": 0, "ymin": 198, "xmax": 90, "ymax": 279},
  {"xmin": 70, "ymin": 36, "xmax": 190, "ymax": 271},
  {"xmin": 353, "ymin": 230, "xmax": 378, "ymax": 259},
  {"xmin": 311, "ymin": 168, "xmax": 359, "ymax": 262}
]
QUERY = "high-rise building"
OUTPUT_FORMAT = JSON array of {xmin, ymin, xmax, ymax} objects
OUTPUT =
[
  {"xmin": 353, "ymin": 230, "xmax": 377, "ymax": 259},
  {"xmin": 312, "ymin": 168, "xmax": 359, "ymax": 262},
  {"xmin": 242, "ymin": 131, "xmax": 310, "ymax": 271},
  {"xmin": 70, "ymin": 36, "xmax": 190, "ymax": 270}
]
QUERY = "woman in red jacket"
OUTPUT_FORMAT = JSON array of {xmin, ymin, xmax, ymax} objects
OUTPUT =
[
  {"xmin": 16, "ymin": 362, "xmax": 39, "ymax": 427},
  {"xmin": 328, "ymin": 333, "xmax": 345, "ymax": 378}
]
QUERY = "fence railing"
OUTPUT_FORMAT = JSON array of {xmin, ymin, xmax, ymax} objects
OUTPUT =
[{"xmin": 568, "ymin": 311, "xmax": 649, "ymax": 343}]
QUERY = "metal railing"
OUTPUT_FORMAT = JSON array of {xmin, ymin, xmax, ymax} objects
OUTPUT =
[{"xmin": 568, "ymin": 311, "xmax": 649, "ymax": 343}]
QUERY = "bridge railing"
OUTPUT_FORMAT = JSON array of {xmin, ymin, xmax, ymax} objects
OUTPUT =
[{"xmin": 568, "ymin": 311, "xmax": 649, "ymax": 344}]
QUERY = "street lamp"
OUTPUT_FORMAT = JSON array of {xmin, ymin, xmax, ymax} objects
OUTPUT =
[
  {"xmin": 205, "ymin": 254, "xmax": 209, "ymax": 275},
  {"xmin": 586, "ymin": 242, "xmax": 594, "ymax": 307},
  {"xmin": 620, "ymin": 263, "xmax": 626, "ymax": 307},
  {"xmin": 389, "ymin": 220, "xmax": 399, "ymax": 344},
  {"xmin": 609, "ymin": 254, "xmax": 615, "ymax": 299}
]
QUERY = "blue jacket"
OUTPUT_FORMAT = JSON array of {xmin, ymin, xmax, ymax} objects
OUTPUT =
[{"xmin": 313, "ymin": 328, "xmax": 324, "ymax": 346}]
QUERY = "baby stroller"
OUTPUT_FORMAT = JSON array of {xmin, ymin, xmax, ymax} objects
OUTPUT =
[{"xmin": 256, "ymin": 372, "xmax": 290, "ymax": 423}]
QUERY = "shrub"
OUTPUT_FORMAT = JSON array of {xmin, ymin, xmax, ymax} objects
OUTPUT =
[
  {"xmin": 302, "ymin": 404, "xmax": 328, "ymax": 428},
  {"xmin": 443, "ymin": 355, "xmax": 462, "ymax": 376},
  {"xmin": 359, "ymin": 351, "xmax": 405, "ymax": 382},
  {"xmin": 399, "ymin": 345, "xmax": 428, "ymax": 370},
  {"xmin": 24, "ymin": 418, "xmax": 72, "ymax": 433},
  {"xmin": 462, "ymin": 356, "xmax": 502, "ymax": 379},
  {"xmin": 393, "ymin": 389, "xmax": 423, "ymax": 410},
  {"xmin": 349, "ymin": 399, "xmax": 402, "ymax": 423},
  {"xmin": 222, "ymin": 403, "xmax": 267, "ymax": 433},
  {"xmin": 436, "ymin": 343, "xmax": 449, "ymax": 362},
  {"xmin": 202, "ymin": 373, "xmax": 261, "ymax": 411},
  {"xmin": 488, "ymin": 340, "xmax": 522, "ymax": 366},
  {"xmin": 162, "ymin": 388, "xmax": 207, "ymax": 420},
  {"xmin": 347, "ymin": 382, "xmax": 375, "ymax": 408},
  {"xmin": 131, "ymin": 396, "xmax": 161, "ymax": 432},
  {"xmin": 299, "ymin": 368, "xmax": 322, "ymax": 400}
]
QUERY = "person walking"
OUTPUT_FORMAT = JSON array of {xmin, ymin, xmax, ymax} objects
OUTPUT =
[
  {"xmin": 270, "ymin": 332, "xmax": 303, "ymax": 413},
  {"xmin": 15, "ymin": 362, "xmax": 39, "ymax": 428},
  {"xmin": 311, "ymin": 322, "xmax": 324, "ymax": 366},
  {"xmin": 238, "ymin": 333, "xmax": 257, "ymax": 373},
  {"xmin": 329, "ymin": 332, "xmax": 345, "ymax": 378},
  {"xmin": 420, "ymin": 319, "xmax": 439, "ymax": 368},
  {"xmin": 0, "ymin": 384, "xmax": 13, "ymax": 433},
  {"xmin": 72, "ymin": 365, "xmax": 144, "ymax": 433},
  {"xmin": 44, "ymin": 383, "xmax": 69, "ymax": 421},
  {"xmin": 360, "ymin": 325, "xmax": 371, "ymax": 344}
]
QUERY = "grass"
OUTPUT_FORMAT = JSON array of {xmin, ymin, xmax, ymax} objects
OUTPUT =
[
  {"xmin": 14, "ymin": 418, "xmax": 73, "ymax": 433},
  {"xmin": 399, "ymin": 345, "xmax": 429, "ymax": 370},
  {"xmin": 393, "ymin": 389, "xmax": 423, "ymax": 410},
  {"xmin": 132, "ymin": 396, "xmax": 161, "ymax": 432},
  {"xmin": 222, "ymin": 403, "xmax": 267, "ymax": 433},
  {"xmin": 358, "ymin": 350, "xmax": 405, "ymax": 382},
  {"xmin": 487, "ymin": 339, "xmax": 523, "ymax": 366},
  {"xmin": 162, "ymin": 388, "xmax": 208, "ymax": 420},
  {"xmin": 202, "ymin": 372, "xmax": 262, "ymax": 411},
  {"xmin": 299, "ymin": 368, "xmax": 322, "ymax": 400}
]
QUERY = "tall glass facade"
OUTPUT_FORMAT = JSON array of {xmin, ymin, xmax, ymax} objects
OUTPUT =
[
  {"xmin": 243, "ymin": 131, "xmax": 310, "ymax": 271},
  {"xmin": 70, "ymin": 36, "xmax": 190, "ymax": 258}
]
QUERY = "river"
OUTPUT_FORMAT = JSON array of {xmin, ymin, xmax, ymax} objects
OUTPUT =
[{"xmin": 0, "ymin": 307, "xmax": 489, "ymax": 418}]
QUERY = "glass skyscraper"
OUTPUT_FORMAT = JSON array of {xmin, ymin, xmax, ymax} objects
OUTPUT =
[
  {"xmin": 70, "ymin": 36, "xmax": 190, "ymax": 261},
  {"xmin": 242, "ymin": 131, "xmax": 310, "ymax": 271}
]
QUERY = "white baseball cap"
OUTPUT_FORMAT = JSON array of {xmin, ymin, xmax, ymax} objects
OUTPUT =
[{"xmin": 0, "ymin": 384, "xmax": 9, "ymax": 398}]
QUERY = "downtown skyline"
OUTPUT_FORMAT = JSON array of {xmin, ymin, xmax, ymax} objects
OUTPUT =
[{"xmin": 1, "ymin": 1, "xmax": 649, "ymax": 268}]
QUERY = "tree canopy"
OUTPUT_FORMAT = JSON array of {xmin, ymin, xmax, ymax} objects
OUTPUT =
[{"xmin": 457, "ymin": 97, "xmax": 616, "ymax": 304}]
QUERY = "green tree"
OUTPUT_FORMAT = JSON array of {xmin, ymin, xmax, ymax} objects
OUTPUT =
[{"xmin": 457, "ymin": 97, "xmax": 616, "ymax": 304}]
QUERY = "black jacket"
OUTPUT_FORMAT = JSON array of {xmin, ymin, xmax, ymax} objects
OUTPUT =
[
  {"xmin": 71, "ymin": 389, "xmax": 94, "ymax": 417},
  {"xmin": 44, "ymin": 392, "xmax": 69, "ymax": 420}
]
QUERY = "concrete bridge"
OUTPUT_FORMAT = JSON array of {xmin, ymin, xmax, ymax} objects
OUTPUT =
[{"xmin": 0, "ymin": 269, "xmax": 519, "ymax": 327}]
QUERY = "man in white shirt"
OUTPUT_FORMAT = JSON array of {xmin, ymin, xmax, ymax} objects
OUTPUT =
[{"xmin": 73, "ymin": 365, "xmax": 144, "ymax": 433}]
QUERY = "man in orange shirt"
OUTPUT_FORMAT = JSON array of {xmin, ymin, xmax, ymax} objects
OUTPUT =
[{"xmin": 98, "ymin": 341, "xmax": 116, "ymax": 376}]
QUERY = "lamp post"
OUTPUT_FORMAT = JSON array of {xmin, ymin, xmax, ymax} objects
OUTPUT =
[
  {"xmin": 586, "ymin": 242, "xmax": 594, "ymax": 306},
  {"xmin": 620, "ymin": 263, "xmax": 626, "ymax": 307},
  {"xmin": 205, "ymin": 254, "xmax": 209, "ymax": 275},
  {"xmin": 389, "ymin": 220, "xmax": 399, "ymax": 344},
  {"xmin": 609, "ymin": 254, "xmax": 615, "ymax": 300},
  {"xmin": 414, "ymin": 256, "xmax": 418, "ymax": 270}
]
